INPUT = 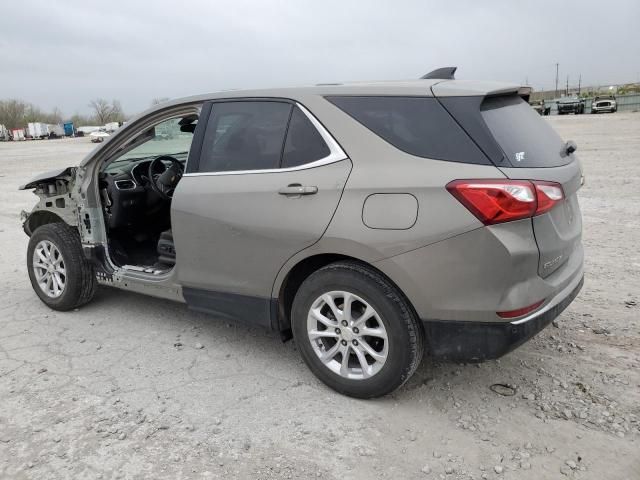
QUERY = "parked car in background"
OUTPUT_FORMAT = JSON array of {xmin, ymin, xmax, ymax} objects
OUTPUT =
[
  {"xmin": 591, "ymin": 95, "xmax": 617, "ymax": 114},
  {"xmin": 557, "ymin": 97, "xmax": 585, "ymax": 115},
  {"xmin": 19, "ymin": 68, "xmax": 584, "ymax": 398},
  {"xmin": 89, "ymin": 131, "xmax": 110, "ymax": 143},
  {"xmin": 531, "ymin": 100, "xmax": 551, "ymax": 116}
]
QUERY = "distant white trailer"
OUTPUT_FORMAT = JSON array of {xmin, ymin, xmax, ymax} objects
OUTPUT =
[
  {"xmin": 11, "ymin": 128, "xmax": 26, "ymax": 141},
  {"xmin": 47, "ymin": 124, "xmax": 65, "ymax": 138},
  {"xmin": 76, "ymin": 126, "xmax": 101, "ymax": 135},
  {"xmin": 27, "ymin": 122, "xmax": 49, "ymax": 139},
  {"xmin": 104, "ymin": 122, "xmax": 120, "ymax": 132},
  {"xmin": 0, "ymin": 124, "xmax": 9, "ymax": 141}
]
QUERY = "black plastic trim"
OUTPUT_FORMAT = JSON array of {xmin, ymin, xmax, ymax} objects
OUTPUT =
[
  {"xmin": 422, "ymin": 276, "xmax": 583, "ymax": 361},
  {"xmin": 182, "ymin": 287, "xmax": 273, "ymax": 328},
  {"xmin": 184, "ymin": 102, "xmax": 212, "ymax": 174}
]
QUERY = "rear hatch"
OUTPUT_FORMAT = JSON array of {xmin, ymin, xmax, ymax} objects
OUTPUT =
[{"xmin": 434, "ymin": 85, "xmax": 583, "ymax": 278}]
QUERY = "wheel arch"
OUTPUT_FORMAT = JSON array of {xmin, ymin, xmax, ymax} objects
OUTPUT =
[
  {"xmin": 274, "ymin": 252, "xmax": 419, "ymax": 338},
  {"xmin": 23, "ymin": 210, "xmax": 66, "ymax": 237}
]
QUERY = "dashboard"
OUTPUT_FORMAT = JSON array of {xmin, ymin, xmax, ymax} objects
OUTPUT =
[{"xmin": 99, "ymin": 157, "xmax": 185, "ymax": 229}]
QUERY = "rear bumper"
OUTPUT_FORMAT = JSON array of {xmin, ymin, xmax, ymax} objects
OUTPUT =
[{"xmin": 422, "ymin": 274, "xmax": 583, "ymax": 361}]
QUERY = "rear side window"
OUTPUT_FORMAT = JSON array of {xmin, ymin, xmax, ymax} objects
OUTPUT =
[
  {"xmin": 282, "ymin": 107, "xmax": 330, "ymax": 168},
  {"xmin": 481, "ymin": 95, "xmax": 569, "ymax": 168},
  {"xmin": 326, "ymin": 96, "xmax": 490, "ymax": 165},
  {"xmin": 199, "ymin": 101, "xmax": 292, "ymax": 172}
]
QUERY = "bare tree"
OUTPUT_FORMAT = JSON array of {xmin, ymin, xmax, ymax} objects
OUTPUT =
[
  {"xmin": 88, "ymin": 98, "xmax": 126, "ymax": 124},
  {"xmin": 88, "ymin": 98, "xmax": 113, "ymax": 124},
  {"xmin": 70, "ymin": 113, "xmax": 91, "ymax": 127},
  {"xmin": 23, "ymin": 104, "xmax": 44, "ymax": 124},
  {"xmin": 0, "ymin": 99, "xmax": 27, "ymax": 129},
  {"xmin": 110, "ymin": 99, "xmax": 125, "ymax": 123},
  {"xmin": 50, "ymin": 106, "xmax": 63, "ymax": 124},
  {"xmin": 0, "ymin": 99, "xmax": 66, "ymax": 128}
]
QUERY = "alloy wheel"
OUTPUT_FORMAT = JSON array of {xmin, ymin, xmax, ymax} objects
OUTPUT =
[
  {"xmin": 307, "ymin": 291, "xmax": 388, "ymax": 380},
  {"xmin": 32, "ymin": 240, "xmax": 66, "ymax": 298}
]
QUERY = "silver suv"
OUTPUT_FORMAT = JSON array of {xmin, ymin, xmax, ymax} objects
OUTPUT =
[
  {"xmin": 591, "ymin": 95, "xmax": 617, "ymax": 114},
  {"xmin": 20, "ymin": 68, "xmax": 584, "ymax": 398}
]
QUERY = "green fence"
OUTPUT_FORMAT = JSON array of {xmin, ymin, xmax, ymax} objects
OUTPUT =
[{"xmin": 613, "ymin": 94, "xmax": 640, "ymax": 112}]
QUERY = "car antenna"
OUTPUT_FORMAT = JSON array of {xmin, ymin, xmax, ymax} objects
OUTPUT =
[{"xmin": 420, "ymin": 67, "xmax": 457, "ymax": 80}]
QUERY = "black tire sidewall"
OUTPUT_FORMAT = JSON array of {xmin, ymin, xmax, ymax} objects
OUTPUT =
[
  {"xmin": 292, "ymin": 263, "xmax": 421, "ymax": 398},
  {"xmin": 27, "ymin": 223, "xmax": 94, "ymax": 311}
]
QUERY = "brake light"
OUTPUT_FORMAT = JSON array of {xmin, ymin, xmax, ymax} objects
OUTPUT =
[{"xmin": 446, "ymin": 179, "xmax": 564, "ymax": 225}]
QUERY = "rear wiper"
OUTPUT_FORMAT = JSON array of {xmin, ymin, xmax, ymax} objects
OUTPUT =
[{"xmin": 564, "ymin": 140, "xmax": 577, "ymax": 156}]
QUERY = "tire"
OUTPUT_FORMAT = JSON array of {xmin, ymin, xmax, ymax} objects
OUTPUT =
[
  {"xmin": 291, "ymin": 261, "xmax": 424, "ymax": 398},
  {"xmin": 27, "ymin": 223, "xmax": 96, "ymax": 311}
]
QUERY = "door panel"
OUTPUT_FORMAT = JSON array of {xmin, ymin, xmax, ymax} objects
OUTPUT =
[{"xmin": 171, "ymin": 159, "xmax": 351, "ymax": 300}]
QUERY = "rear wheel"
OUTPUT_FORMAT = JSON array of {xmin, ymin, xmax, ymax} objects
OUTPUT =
[
  {"xmin": 291, "ymin": 261, "xmax": 424, "ymax": 398},
  {"xmin": 27, "ymin": 223, "xmax": 96, "ymax": 311}
]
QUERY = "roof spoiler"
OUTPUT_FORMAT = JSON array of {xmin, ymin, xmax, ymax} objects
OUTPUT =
[{"xmin": 421, "ymin": 67, "xmax": 457, "ymax": 80}]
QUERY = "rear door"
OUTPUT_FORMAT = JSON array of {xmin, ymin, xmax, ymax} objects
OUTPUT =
[
  {"xmin": 171, "ymin": 99, "xmax": 351, "ymax": 326},
  {"xmin": 434, "ymin": 89, "xmax": 583, "ymax": 278},
  {"xmin": 479, "ymin": 95, "xmax": 583, "ymax": 277}
]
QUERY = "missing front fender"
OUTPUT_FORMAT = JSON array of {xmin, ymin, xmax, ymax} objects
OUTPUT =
[{"xmin": 22, "ymin": 210, "xmax": 65, "ymax": 236}]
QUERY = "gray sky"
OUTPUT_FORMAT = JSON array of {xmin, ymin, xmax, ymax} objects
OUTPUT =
[{"xmin": 1, "ymin": 0, "xmax": 638, "ymax": 117}]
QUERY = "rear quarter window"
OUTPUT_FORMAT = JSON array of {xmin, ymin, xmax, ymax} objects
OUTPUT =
[
  {"xmin": 282, "ymin": 106, "xmax": 330, "ymax": 168},
  {"xmin": 325, "ymin": 96, "xmax": 491, "ymax": 165}
]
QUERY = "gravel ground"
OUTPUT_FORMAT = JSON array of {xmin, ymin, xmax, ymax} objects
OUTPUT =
[{"xmin": 0, "ymin": 113, "xmax": 638, "ymax": 480}]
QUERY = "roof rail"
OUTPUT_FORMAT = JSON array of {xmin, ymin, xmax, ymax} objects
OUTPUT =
[{"xmin": 421, "ymin": 67, "xmax": 457, "ymax": 80}]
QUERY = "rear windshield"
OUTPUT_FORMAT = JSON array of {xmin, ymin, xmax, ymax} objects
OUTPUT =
[
  {"xmin": 326, "ymin": 96, "xmax": 490, "ymax": 165},
  {"xmin": 481, "ymin": 95, "xmax": 570, "ymax": 168}
]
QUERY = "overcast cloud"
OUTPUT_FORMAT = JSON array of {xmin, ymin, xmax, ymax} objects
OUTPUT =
[{"xmin": 1, "ymin": 0, "xmax": 638, "ymax": 116}]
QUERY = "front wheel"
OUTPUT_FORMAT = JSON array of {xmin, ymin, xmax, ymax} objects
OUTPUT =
[
  {"xmin": 27, "ymin": 223, "xmax": 96, "ymax": 311},
  {"xmin": 291, "ymin": 261, "xmax": 424, "ymax": 398}
]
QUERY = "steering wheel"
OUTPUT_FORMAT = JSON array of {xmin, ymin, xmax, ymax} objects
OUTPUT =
[{"xmin": 148, "ymin": 155, "xmax": 184, "ymax": 200}]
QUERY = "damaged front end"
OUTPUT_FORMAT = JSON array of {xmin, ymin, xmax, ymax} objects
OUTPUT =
[{"xmin": 19, "ymin": 167, "xmax": 80, "ymax": 236}]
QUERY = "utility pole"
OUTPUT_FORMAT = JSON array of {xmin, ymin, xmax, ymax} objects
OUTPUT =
[
  {"xmin": 555, "ymin": 63, "xmax": 559, "ymax": 98},
  {"xmin": 578, "ymin": 74, "xmax": 582, "ymax": 95},
  {"xmin": 566, "ymin": 75, "xmax": 569, "ymax": 96}
]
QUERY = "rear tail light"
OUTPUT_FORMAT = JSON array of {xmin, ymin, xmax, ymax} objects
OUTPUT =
[
  {"xmin": 534, "ymin": 181, "xmax": 563, "ymax": 215},
  {"xmin": 446, "ymin": 179, "xmax": 564, "ymax": 225}
]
